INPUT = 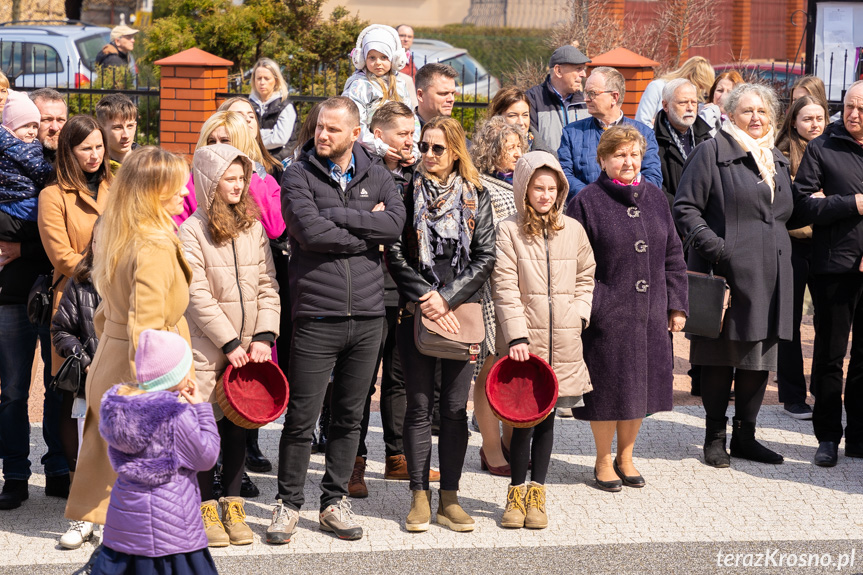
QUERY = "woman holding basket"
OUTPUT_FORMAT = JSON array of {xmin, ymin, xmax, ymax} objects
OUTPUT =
[{"xmin": 491, "ymin": 151, "xmax": 595, "ymax": 529}]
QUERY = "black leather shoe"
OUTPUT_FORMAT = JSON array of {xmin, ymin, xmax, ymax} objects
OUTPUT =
[
  {"xmin": 240, "ymin": 472, "xmax": 260, "ymax": 498},
  {"xmin": 593, "ymin": 467, "xmax": 622, "ymax": 492},
  {"xmin": 845, "ymin": 441, "xmax": 863, "ymax": 458},
  {"xmin": 814, "ymin": 441, "xmax": 839, "ymax": 467},
  {"xmin": 613, "ymin": 458, "xmax": 645, "ymax": 488},
  {"xmin": 0, "ymin": 480, "xmax": 28, "ymax": 510},
  {"xmin": 212, "ymin": 466, "xmax": 224, "ymax": 500},
  {"xmin": 45, "ymin": 473, "xmax": 70, "ymax": 498},
  {"xmin": 245, "ymin": 431, "xmax": 272, "ymax": 473}
]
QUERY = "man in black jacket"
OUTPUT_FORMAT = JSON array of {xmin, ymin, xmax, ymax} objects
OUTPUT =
[
  {"xmin": 794, "ymin": 80, "xmax": 863, "ymax": 467},
  {"xmin": 654, "ymin": 79, "xmax": 712, "ymax": 209},
  {"xmin": 268, "ymin": 96, "xmax": 405, "ymax": 544}
]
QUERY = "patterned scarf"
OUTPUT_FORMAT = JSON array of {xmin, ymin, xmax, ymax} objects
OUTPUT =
[
  {"xmin": 722, "ymin": 118, "xmax": 777, "ymax": 198},
  {"xmin": 413, "ymin": 171, "xmax": 478, "ymax": 287},
  {"xmin": 663, "ymin": 116, "xmax": 693, "ymax": 161}
]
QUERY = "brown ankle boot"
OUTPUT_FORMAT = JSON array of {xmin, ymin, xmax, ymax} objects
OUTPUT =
[
  {"xmin": 406, "ymin": 489, "xmax": 431, "ymax": 532},
  {"xmin": 436, "ymin": 489, "xmax": 474, "ymax": 532},
  {"xmin": 524, "ymin": 482, "xmax": 548, "ymax": 529},
  {"xmin": 348, "ymin": 456, "xmax": 368, "ymax": 498},
  {"xmin": 500, "ymin": 484, "xmax": 526, "ymax": 528},
  {"xmin": 385, "ymin": 454, "xmax": 409, "ymax": 480}
]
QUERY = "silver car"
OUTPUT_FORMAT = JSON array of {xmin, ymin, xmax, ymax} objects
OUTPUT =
[
  {"xmin": 0, "ymin": 21, "xmax": 111, "ymax": 88},
  {"xmin": 410, "ymin": 39, "xmax": 500, "ymax": 98}
]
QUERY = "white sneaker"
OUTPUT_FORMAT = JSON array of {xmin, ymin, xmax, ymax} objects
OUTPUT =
[{"xmin": 60, "ymin": 520, "xmax": 94, "ymax": 549}]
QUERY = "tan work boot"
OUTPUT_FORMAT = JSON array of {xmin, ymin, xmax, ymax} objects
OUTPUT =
[
  {"xmin": 524, "ymin": 482, "xmax": 548, "ymax": 529},
  {"xmin": 219, "ymin": 496, "xmax": 254, "ymax": 545},
  {"xmin": 436, "ymin": 489, "xmax": 474, "ymax": 532},
  {"xmin": 406, "ymin": 489, "xmax": 431, "ymax": 532},
  {"xmin": 500, "ymin": 483, "xmax": 527, "ymax": 528},
  {"xmin": 348, "ymin": 456, "xmax": 368, "ymax": 498},
  {"xmin": 201, "ymin": 499, "xmax": 229, "ymax": 547}
]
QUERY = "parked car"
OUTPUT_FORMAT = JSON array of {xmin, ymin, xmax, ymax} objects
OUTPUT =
[
  {"xmin": 411, "ymin": 39, "xmax": 500, "ymax": 98},
  {"xmin": 0, "ymin": 20, "xmax": 111, "ymax": 88},
  {"xmin": 714, "ymin": 61, "xmax": 802, "ymax": 92}
]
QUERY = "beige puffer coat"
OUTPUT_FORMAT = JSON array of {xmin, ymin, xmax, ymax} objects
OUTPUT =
[
  {"xmin": 179, "ymin": 144, "xmax": 280, "ymax": 404},
  {"xmin": 492, "ymin": 151, "xmax": 596, "ymax": 402}
]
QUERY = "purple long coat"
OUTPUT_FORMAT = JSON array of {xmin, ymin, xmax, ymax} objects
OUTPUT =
[
  {"xmin": 99, "ymin": 385, "xmax": 220, "ymax": 557},
  {"xmin": 566, "ymin": 173, "xmax": 688, "ymax": 420}
]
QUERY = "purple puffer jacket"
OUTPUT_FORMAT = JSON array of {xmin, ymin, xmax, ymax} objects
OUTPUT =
[{"xmin": 99, "ymin": 385, "xmax": 220, "ymax": 557}]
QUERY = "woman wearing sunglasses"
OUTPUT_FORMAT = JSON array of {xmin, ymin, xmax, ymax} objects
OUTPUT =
[{"xmin": 387, "ymin": 116, "xmax": 496, "ymax": 533}]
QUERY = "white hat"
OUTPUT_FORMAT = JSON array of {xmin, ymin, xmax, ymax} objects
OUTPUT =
[{"xmin": 111, "ymin": 25, "xmax": 139, "ymax": 40}]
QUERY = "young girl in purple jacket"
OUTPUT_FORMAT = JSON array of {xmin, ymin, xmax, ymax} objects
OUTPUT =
[{"xmin": 89, "ymin": 329, "xmax": 220, "ymax": 575}]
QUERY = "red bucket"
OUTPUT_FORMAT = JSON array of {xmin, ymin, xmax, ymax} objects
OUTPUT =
[
  {"xmin": 216, "ymin": 360, "xmax": 289, "ymax": 429},
  {"xmin": 485, "ymin": 354, "xmax": 558, "ymax": 428}
]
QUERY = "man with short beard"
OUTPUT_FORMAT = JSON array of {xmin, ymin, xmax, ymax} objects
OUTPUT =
[
  {"xmin": 28, "ymin": 88, "xmax": 67, "ymax": 164},
  {"xmin": 269, "ymin": 96, "xmax": 405, "ymax": 544},
  {"xmin": 654, "ymin": 78, "xmax": 712, "ymax": 209}
]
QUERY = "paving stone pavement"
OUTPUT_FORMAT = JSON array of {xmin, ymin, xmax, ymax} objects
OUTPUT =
[{"xmin": 1, "ymin": 405, "xmax": 862, "ymax": 574}]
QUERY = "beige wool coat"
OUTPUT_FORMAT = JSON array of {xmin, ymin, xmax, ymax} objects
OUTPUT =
[
  {"xmin": 38, "ymin": 179, "xmax": 110, "ymax": 374},
  {"xmin": 66, "ymin": 237, "xmax": 192, "ymax": 525},
  {"xmin": 492, "ymin": 151, "xmax": 596, "ymax": 401},
  {"xmin": 179, "ymin": 144, "xmax": 280, "ymax": 405}
]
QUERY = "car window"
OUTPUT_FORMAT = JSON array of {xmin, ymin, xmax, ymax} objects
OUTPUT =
[
  {"xmin": 27, "ymin": 43, "xmax": 64, "ymax": 75},
  {"xmin": 76, "ymin": 33, "xmax": 110, "ymax": 70},
  {"xmin": 0, "ymin": 40, "xmax": 24, "ymax": 79},
  {"xmin": 442, "ymin": 54, "xmax": 489, "ymax": 85}
]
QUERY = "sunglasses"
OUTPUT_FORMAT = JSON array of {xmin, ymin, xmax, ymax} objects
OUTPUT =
[{"xmin": 419, "ymin": 141, "xmax": 447, "ymax": 156}]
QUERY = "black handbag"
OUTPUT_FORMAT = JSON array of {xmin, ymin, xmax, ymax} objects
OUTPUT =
[
  {"xmin": 681, "ymin": 224, "xmax": 731, "ymax": 338},
  {"xmin": 51, "ymin": 349, "xmax": 86, "ymax": 396},
  {"xmin": 26, "ymin": 273, "xmax": 62, "ymax": 326}
]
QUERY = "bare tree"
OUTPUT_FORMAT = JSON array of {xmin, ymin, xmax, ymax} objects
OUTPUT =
[
  {"xmin": 550, "ymin": 0, "xmax": 624, "ymax": 58},
  {"xmin": 656, "ymin": 0, "xmax": 719, "ymax": 69}
]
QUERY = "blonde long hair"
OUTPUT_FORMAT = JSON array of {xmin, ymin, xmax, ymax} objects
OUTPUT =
[
  {"xmin": 196, "ymin": 111, "xmax": 263, "ymax": 164},
  {"xmin": 92, "ymin": 146, "xmax": 189, "ymax": 293},
  {"xmin": 250, "ymin": 58, "xmax": 289, "ymax": 103},
  {"xmin": 662, "ymin": 56, "xmax": 715, "ymax": 102},
  {"xmin": 369, "ymin": 71, "xmax": 400, "ymax": 105},
  {"xmin": 420, "ymin": 116, "xmax": 482, "ymax": 190}
]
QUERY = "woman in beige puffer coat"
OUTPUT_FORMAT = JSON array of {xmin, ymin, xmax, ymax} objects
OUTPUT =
[
  {"xmin": 179, "ymin": 143, "xmax": 279, "ymax": 547},
  {"xmin": 491, "ymin": 150, "xmax": 595, "ymax": 530}
]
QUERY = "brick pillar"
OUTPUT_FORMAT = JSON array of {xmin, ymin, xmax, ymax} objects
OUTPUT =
[
  {"xmin": 786, "ymin": 0, "xmax": 805, "ymax": 62},
  {"xmin": 588, "ymin": 47, "xmax": 660, "ymax": 118},
  {"xmin": 154, "ymin": 48, "xmax": 233, "ymax": 159},
  {"xmin": 606, "ymin": 0, "xmax": 625, "ymax": 28},
  {"xmin": 731, "ymin": 0, "xmax": 751, "ymax": 61}
]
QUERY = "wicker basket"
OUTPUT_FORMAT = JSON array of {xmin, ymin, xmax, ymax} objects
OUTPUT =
[
  {"xmin": 217, "ymin": 360, "xmax": 289, "ymax": 430},
  {"xmin": 485, "ymin": 354, "xmax": 558, "ymax": 428}
]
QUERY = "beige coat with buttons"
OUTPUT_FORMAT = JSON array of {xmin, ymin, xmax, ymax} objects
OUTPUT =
[
  {"xmin": 178, "ymin": 144, "xmax": 280, "ymax": 405},
  {"xmin": 492, "ymin": 151, "xmax": 596, "ymax": 400}
]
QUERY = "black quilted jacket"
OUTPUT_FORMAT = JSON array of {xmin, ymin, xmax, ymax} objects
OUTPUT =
[{"xmin": 50, "ymin": 277, "xmax": 100, "ymax": 370}]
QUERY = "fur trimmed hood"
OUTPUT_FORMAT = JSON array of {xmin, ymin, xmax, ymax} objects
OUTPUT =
[{"xmin": 99, "ymin": 385, "xmax": 187, "ymax": 486}]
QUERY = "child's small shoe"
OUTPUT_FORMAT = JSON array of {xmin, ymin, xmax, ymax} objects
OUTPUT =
[
  {"xmin": 220, "ymin": 496, "xmax": 254, "ymax": 545},
  {"xmin": 201, "ymin": 499, "xmax": 229, "ymax": 547},
  {"xmin": 524, "ymin": 482, "xmax": 548, "ymax": 529}
]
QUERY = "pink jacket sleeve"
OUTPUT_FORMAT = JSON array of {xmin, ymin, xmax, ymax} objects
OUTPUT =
[
  {"xmin": 248, "ymin": 173, "xmax": 286, "ymax": 239},
  {"xmin": 172, "ymin": 174, "xmax": 197, "ymax": 228}
]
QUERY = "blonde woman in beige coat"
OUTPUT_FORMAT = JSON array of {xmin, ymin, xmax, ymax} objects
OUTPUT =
[
  {"xmin": 178, "ymin": 143, "xmax": 280, "ymax": 547},
  {"xmin": 491, "ymin": 151, "xmax": 595, "ymax": 530}
]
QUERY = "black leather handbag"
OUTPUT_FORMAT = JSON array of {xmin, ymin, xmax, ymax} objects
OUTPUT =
[
  {"xmin": 26, "ymin": 273, "xmax": 62, "ymax": 326},
  {"xmin": 51, "ymin": 349, "xmax": 86, "ymax": 396},
  {"xmin": 681, "ymin": 224, "xmax": 731, "ymax": 339}
]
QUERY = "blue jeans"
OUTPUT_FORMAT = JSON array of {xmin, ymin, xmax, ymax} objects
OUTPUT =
[
  {"xmin": 277, "ymin": 316, "xmax": 383, "ymax": 511},
  {"xmin": 0, "ymin": 304, "xmax": 69, "ymax": 480}
]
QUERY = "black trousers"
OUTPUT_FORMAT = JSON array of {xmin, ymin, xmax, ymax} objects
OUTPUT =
[
  {"xmin": 358, "ymin": 306, "xmax": 406, "ymax": 458},
  {"xmin": 777, "ymin": 238, "xmax": 814, "ymax": 405},
  {"xmin": 276, "ymin": 317, "xmax": 383, "ymax": 511},
  {"xmin": 397, "ymin": 317, "xmax": 472, "ymax": 491},
  {"xmin": 811, "ymin": 273, "xmax": 863, "ymax": 444}
]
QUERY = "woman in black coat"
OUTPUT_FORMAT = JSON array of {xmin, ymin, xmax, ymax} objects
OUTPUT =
[
  {"xmin": 674, "ymin": 83, "xmax": 794, "ymax": 468},
  {"xmin": 387, "ymin": 116, "xmax": 495, "ymax": 533}
]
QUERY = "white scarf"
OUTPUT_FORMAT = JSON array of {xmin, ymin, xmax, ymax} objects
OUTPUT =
[{"xmin": 721, "ymin": 119, "xmax": 777, "ymax": 200}]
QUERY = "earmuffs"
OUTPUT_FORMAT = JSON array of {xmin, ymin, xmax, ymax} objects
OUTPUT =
[{"xmin": 349, "ymin": 24, "xmax": 408, "ymax": 73}]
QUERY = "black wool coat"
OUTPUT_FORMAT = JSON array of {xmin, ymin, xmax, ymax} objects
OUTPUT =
[
  {"xmin": 674, "ymin": 129, "xmax": 794, "ymax": 343},
  {"xmin": 653, "ymin": 109, "xmax": 713, "ymax": 209}
]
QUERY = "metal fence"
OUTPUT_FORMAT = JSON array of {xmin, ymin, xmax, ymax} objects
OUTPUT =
[{"xmin": 2, "ymin": 40, "xmax": 160, "ymax": 144}]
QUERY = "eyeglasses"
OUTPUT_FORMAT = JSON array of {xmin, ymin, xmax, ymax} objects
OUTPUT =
[
  {"xmin": 419, "ymin": 142, "xmax": 447, "ymax": 156},
  {"xmin": 584, "ymin": 90, "xmax": 614, "ymax": 101}
]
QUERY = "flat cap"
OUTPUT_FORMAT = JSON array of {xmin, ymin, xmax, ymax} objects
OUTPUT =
[
  {"xmin": 549, "ymin": 45, "xmax": 591, "ymax": 68},
  {"xmin": 110, "ymin": 25, "xmax": 139, "ymax": 40}
]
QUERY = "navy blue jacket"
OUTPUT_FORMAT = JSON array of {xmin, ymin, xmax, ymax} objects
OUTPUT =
[
  {"xmin": 0, "ymin": 127, "xmax": 55, "ymax": 221},
  {"xmin": 558, "ymin": 115, "xmax": 662, "ymax": 203}
]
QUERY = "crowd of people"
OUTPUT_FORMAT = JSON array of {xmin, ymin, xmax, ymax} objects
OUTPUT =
[{"xmin": 1, "ymin": 20, "xmax": 862, "ymax": 573}]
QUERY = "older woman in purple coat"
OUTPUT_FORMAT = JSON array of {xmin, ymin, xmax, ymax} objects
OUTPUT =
[{"xmin": 566, "ymin": 125, "xmax": 688, "ymax": 491}]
